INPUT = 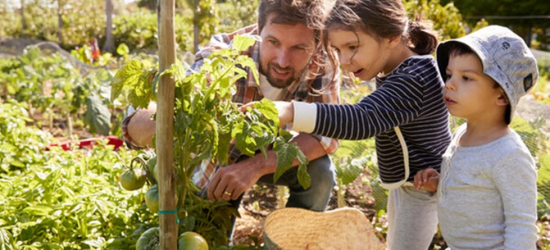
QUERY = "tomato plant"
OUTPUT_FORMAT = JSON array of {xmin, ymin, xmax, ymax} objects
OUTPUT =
[{"xmin": 111, "ymin": 35, "xmax": 309, "ymax": 247}]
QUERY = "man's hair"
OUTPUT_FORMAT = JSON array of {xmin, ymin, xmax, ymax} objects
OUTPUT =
[
  {"xmin": 447, "ymin": 42, "xmax": 512, "ymax": 123},
  {"xmin": 258, "ymin": 0, "xmax": 331, "ymax": 44}
]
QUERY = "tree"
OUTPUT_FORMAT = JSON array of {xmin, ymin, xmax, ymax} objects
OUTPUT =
[
  {"xmin": 441, "ymin": 0, "xmax": 550, "ymax": 46},
  {"xmin": 103, "ymin": 0, "xmax": 115, "ymax": 52},
  {"xmin": 20, "ymin": 0, "xmax": 27, "ymax": 36}
]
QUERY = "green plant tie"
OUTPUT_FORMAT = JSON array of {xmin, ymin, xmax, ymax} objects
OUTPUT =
[{"xmin": 158, "ymin": 210, "xmax": 180, "ymax": 224}]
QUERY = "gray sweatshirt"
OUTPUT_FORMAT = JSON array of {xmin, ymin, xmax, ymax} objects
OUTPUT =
[{"xmin": 438, "ymin": 124, "xmax": 538, "ymax": 250}]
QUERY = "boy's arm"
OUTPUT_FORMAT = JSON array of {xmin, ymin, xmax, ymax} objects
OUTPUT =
[{"xmin": 493, "ymin": 151, "xmax": 538, "ymax": 249}]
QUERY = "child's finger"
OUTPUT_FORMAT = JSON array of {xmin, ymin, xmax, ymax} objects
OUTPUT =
[{"xmin": 413, "ymin": 171, "xmax": 424, "ymax": 190}]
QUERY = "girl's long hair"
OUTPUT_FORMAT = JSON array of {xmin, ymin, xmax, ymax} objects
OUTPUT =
[{"xmin": 324, "ymin": 0, "xmax": 439, "ymax": 68}]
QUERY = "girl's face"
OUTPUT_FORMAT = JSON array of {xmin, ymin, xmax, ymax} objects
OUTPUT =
[{"xmin": 328, "ymin": 29, "xmax": 392, "ymax": 81}]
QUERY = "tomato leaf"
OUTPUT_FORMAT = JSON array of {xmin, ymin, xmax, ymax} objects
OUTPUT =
[
  {"xmin": 84, "ymin": 95, "xmax": 111, "ymax": 136},
  {"xmin": 111, "ymin": 60, "xmax": 144, "ymax": 102}
]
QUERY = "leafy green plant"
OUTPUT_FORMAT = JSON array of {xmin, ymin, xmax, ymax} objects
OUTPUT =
[
  {"xmin": 1, "ymin": 45, "xmax": 113, "ymax": 136},
  {"xmin": 0, "ymin": 100, "xmax": 50, "ymax": 172},
  {"xmin": 111, "ymin": 35, "xmax": 308, "ymax": 247},
  {"xmin": 0, "ymin": 99, "xmax": 155, "ymax": 248}
]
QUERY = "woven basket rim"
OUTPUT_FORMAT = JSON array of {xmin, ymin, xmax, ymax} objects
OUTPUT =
[{"xmin": 263, "ymin": 207, "xmax": 385, "ymax": 250}]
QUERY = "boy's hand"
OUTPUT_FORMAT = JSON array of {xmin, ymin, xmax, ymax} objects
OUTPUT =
[
  {"xmin": 239, "ymin": 101, "xmax": 294, "ymax": 126},
  {"xmin": 413, "ymin": 168, "xmax": 440, "ymax": 192}
]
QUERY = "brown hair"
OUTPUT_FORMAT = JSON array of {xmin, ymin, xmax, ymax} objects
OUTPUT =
[
  {"xmin": 324, "ymin": 0, "xmax": 439, "ymax": 55},
  {"xmin": 258, "ymin": 0, "xmax": 332, "ymax": 45}
]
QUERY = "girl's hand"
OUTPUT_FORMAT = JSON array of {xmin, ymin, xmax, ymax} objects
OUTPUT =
[
  {"xmin": 413, "ymin": 168, "xmax": 440, "ymax": 192},
  {"xmin": 239, "ymin": 101, "xmax": 295, "ymax": 127}
]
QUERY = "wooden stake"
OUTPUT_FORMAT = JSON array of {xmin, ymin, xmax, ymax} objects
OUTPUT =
[{"xmin": 157, "ymin": 0, "xmax": 177, "ymax": 249}]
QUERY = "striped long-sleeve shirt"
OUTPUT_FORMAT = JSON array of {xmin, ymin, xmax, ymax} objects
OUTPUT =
[{"xmin": 293, "ymin": 55, "xmax": 451, "ymax": 185}]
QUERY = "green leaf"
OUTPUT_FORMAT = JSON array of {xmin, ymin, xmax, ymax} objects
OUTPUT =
[
  {"xmin": 295, "ymin": 147, "xmax": 310, "ymax": 189},
  {"xmin": 232, "ymin": 35, "xmax": 259, "ymax": 53},
  {"xmin": 110, "ymin": 60, "xmax": 144, "ymax": 102},
  {"xmin": 235, "ymin": 55, "xmax": 259, "ymax": 86},
  {"xmin": 84, "ymin": 95, "xmax": 111, "ymax": 136},
  {"xmin": 116, "ymin": 43, "xmax": 130, "ymax": 56},
  {"xmin": 297, "ymin": 163, "xmax": 311, "ymax": 190},
  {"xmin": 337, "ymin": 158, "xmax": 366, "ymax": 185},
  {"xmin": 232, "ymin": 123, "xmax": 257, "ymax": 156},
  {"xmin": 254, "ymin": 99, "xmax": 280, "ymax": 130},
  {"xmin": 272, "ymin": 138, "xmax": 297, "ymax": 183},
  {"xmin": 23, "ymin": 206, "xmax": 53, "ymax": 216}
]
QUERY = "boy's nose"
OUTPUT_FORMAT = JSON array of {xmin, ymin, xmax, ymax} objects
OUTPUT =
[{"xmin": 444, "ymin": 75, "xmax": 457, "ymax": 91}]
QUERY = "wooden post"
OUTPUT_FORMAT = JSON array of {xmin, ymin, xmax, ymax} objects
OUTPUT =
[{"xmin": 157, "ymin": 0, "xmax": 178, "ymax": 249}]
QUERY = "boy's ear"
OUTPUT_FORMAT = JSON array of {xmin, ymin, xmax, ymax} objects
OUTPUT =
[{"xmin": 496, "ymin": 91, "xmax": 509, "ymax": 107}]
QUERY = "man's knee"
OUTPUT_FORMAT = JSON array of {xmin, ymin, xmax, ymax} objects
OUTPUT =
[{"xmin": 306, "ymin": 154, "xmax": 336, "ymax": 188}]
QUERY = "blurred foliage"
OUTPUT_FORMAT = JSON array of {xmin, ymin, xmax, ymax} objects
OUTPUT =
[
  {"xmin": 441, "ymin": 0, "xmax": 550, "ymax": 49},
  {"xmin": 404, "ymin": 0, "xmax": 466, "ymax": 40},
  {"xmin": 217, "ymin": 0, "xmax": 259, "ymax": 33},
  {"xmin": 0, "ymin": 0, "xmax": 105, "ymax": 50},
  {"xmin": 111, "ymin": 11, "xmax": 194, "ymax": 53}
]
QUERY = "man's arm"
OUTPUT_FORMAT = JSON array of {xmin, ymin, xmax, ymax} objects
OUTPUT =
[{"xmin": 207, "ymin": 132, "xmax": 327, "ymax": 201}]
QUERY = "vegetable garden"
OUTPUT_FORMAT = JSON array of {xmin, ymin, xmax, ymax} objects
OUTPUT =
[{"xmin": 1, "ymin": 0, "xmax": 550, "ymax": 249}]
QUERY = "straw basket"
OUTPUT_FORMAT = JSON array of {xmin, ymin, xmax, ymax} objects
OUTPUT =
[{"xmin": 263, "ymin": 207, "xmax": 386, "ymax": 250}]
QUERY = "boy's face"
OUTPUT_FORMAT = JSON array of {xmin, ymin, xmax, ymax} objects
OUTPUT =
[
  {"xmin": 443, "ymin": 53, "xmax": 506, "ymax": 123},
  {"xmin": 258, "ymin": 13, "xmax": 316, "ymax": 89}
]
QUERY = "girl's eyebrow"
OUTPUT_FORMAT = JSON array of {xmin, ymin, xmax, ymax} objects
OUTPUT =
[
  {"xmin": 332, "ymin": 40, "xmax": 359, "ymax": 49},
  {"xmin": 340, "ymin": 40, "xmax": 359, "ymax": 47}
]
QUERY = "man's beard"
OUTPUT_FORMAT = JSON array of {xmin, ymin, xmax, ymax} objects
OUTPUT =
[{"xmin": 260, "ymin": 62, "xmax": 297, "ymax": 89}]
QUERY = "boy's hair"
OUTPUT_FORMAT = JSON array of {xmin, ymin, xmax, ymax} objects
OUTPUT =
[
  {"xmin": 323, "ymin": 0, "xmax": 438, "ymax": 55},
  {"xmin": 446, "ymin": 42, "xmax": 512, "ymax": 123},
  {"xmin": 258, "ymin": 0, "xmax": 333, "ymax": 45},
  {"xmin": 436, "ymin": 25, "xmax": 539, "ymax": 124}
]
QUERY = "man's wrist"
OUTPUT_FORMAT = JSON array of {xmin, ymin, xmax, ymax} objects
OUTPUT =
[{"xmin": 251, "ymin": 150, "xmax": 278, "ymax": 176}]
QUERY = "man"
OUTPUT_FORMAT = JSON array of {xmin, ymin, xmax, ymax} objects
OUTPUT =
[{"xmin": 123, "ymin": 0, "xmax": 342, "ymax": 226}]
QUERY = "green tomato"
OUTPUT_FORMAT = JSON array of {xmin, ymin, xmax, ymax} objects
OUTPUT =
[
  {"xmin": 153, "ymin": 164, "xmax": 159, "ymax": 183},
  {"xmin": 178, "ymin": 232, "xmax": 209, "ymax": 250},
  {"xmin": 147, "ymin": 156, "xmax": 157, "ymax": 178},
  {"xmin": 145, "ymin": 185, "xmax": 159, "ymax": 213},
  {"xmin": 145, "ymin": 184, "xmax": 179, "ymax": 214},
  {"xmin": 120, "ymin": 168, "xmax": 147, "ymax": 191},
  {"xmin": 136, "ymin": 227, "xmax": 160, "ymax": 250}
]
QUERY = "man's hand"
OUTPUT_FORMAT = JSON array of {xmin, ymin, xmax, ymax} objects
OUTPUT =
[
  {"xmin": 239, "ymin": 101, "xmax": 295, "ymax": 127},
  {"xmin": 413, "ymin": 168, "xmax": 440, "ymax": 192},
  {"xmin": 207, "ymin": 155, "xmax": 267, "ymax": 202}
]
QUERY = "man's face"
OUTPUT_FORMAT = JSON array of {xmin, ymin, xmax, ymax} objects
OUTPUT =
[{"xmin": 259, "ymin": 13, "xmax": 316, "ymax": 88}]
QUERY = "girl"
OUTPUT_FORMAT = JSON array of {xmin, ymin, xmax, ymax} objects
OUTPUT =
[{"xmin": 245, "ymin": 0, "xmax": 451, "ymax": 249}]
